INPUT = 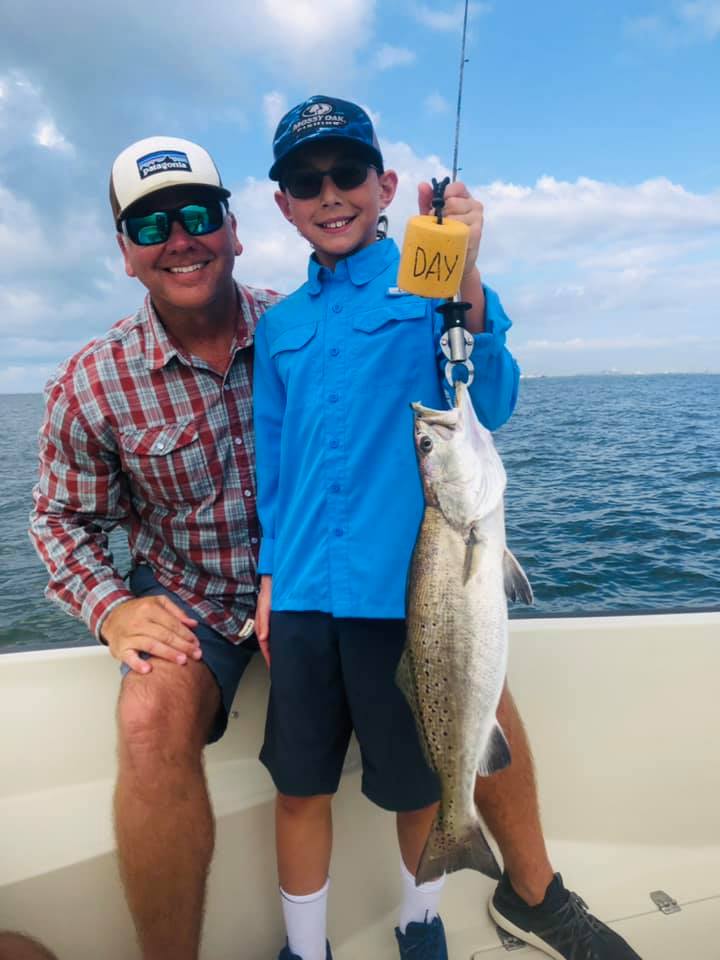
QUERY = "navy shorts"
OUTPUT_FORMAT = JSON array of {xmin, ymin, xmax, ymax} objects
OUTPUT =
[
  {"xmin": 259, "ymin": 612, "xmax": 441, "ymax": 812},
  {"xmin": 119, "ymin": 564, "xmax": 257, "ymax": 744}
]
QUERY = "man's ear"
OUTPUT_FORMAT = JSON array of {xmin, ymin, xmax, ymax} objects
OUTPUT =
[
  {"xmin": 116, "ymin": 233, "xmax": 136, "ymax": 278},
  {"xmin": 228, "ymin": 212, "xmax": 243, "ymax": 257},
  {"xmin": 275, "ymin": 189, "xmax": 295, "ymax": 225},
  {"xmin": 378, "ymin": 169, "xmax": 399, "ymax": 211}
]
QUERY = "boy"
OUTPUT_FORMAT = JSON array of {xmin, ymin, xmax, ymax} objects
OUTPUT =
[
  {"xmin": 253, "ymin": 94, "xmax": 517, "ymax": 960},
  {"xmin": 255, "ymin": 96, "xmax": 640, "ymax": 960}
]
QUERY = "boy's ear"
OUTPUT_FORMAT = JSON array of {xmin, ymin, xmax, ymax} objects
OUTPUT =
[
  {"xmin": 378, "ymin": 169, "xmax": 399, "ymax": 211},
  {"xmin": 275, "ymin": 190, "xmax": 294, "ymax": 224}
]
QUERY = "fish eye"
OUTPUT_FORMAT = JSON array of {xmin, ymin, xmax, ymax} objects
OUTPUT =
[{"xmin": 419, "ymin": 435, "xmax": 433, "ymax": 454}]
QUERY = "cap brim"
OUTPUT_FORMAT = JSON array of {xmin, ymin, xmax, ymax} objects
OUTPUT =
[
  {"xmin": 117, "ymin": 183, "xmax": 231, "ymax": 224},
  {"xmin": 269, "ymin": 136, "xmax": 383, "ymax": 181}
]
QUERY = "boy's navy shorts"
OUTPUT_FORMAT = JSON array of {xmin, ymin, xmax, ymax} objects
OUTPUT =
[
  {"xmin": 119, "ymin": 564, "xmax": 257, "ymax": 744},
  {"xmin": 259, "ymin": 611, "xmax": 441, "ymax": 812}
]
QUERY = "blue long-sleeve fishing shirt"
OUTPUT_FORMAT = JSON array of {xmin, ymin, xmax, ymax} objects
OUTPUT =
[{"xmin": 253, "ymin": 238, "xmax": 520, "ymax": 618}]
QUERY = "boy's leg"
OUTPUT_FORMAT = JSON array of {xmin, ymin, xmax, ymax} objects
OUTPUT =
[
  {"xmin": 276, "ymin": 794, "xmax": 333, "ymax": 960},
  {"xmin": 114, "ymin": 565, "xmax": 255, "ymax": 960},
  {"xmin": 277, "ymin": 793, "xmax": 333, "ymax": 894},
  {"xmin": 260, "ymin": 612, "xmax": 354, "ymax": 960},
  {"xmin": 472, "ymin": 684, "xmax": 554, "ymax": 905},
  {"xmin": 339, "ymin": 619, "xmax": 447, "ymax": 956}
]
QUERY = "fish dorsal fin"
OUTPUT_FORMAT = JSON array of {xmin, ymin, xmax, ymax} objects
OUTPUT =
[{"xmin": 503, "ymin": 549, "xmax": 533, "ymax": 605}]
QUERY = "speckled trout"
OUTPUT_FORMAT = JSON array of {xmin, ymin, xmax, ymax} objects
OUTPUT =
[{"xmin": 397, "ymin": 381, "xmax": 533, "ymax": 885}]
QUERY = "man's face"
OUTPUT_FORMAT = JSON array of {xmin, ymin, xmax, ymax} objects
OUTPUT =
[
  {"xmin": 117, "ymin": 187, "xmax": 242, "ymax": 315},
  {"xmin": 274, "ymin": 144, "xmax": 398, "ymax": 268}
]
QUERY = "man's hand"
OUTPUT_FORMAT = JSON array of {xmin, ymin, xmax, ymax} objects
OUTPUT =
[
  {"xmin": 101, "ymin": 596, "xmax": 202, "ymax": 674},
  {"xmin": 255, "ymin": 576, "xmax": 272, "ymax": 668}
]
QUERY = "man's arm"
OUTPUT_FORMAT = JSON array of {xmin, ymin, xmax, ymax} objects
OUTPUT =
[
  {"xmin": 29, "ymin": 379, "xmax": 134, "ymax": 637},
  {"xmin": 29, "ymin": 379, "xmax": 200, "ymax": 670}
]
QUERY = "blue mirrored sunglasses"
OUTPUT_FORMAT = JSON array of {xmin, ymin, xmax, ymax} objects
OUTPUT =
[{"xmin": 121, "ymin": 200, "xmax": 227, "ymax": 246}]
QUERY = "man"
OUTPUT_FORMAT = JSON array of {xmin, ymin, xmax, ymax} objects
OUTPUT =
[{"xmin": 29, "ymin": 136, "xmax": 280, "ymax": 960}]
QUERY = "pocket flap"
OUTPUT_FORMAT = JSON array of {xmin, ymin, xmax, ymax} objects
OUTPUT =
[
  {"xmin": 120, "ymin": 421, "xmax": 199, "ymax": 456},
  {"xmin": 268, "ymin": 320, "xmax": 318, "ymax": 357},
  {"xmin": 352, "ymin": 295, "xmax": 427, "ymax": 333}
]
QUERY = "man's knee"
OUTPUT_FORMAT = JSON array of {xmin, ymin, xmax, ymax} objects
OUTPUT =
[
  {"xmin": 0, "ymin": 931, "xmax": 59, "ymax": 960},
  {"xmin": 117, "ymin": 661, "xmax": 219, "ymax": 757}
]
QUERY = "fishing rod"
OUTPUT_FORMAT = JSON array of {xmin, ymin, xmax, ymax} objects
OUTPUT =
[{"xmin": 397, "ymin": 0, "xmax": 475, "ymax": 386}]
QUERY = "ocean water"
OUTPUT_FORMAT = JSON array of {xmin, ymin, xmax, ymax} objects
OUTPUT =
[{"xmin": 1, "ymin": 374, "xmax": 718, "ymax": 652}]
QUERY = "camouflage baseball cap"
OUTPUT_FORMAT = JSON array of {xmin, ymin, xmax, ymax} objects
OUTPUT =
[{"xmin": 269, "ymin": 95, "xmax": 383, "ymax": 181}]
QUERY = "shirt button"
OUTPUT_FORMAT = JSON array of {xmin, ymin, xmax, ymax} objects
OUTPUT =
[
  {"xmin": 330, "ymin": 347, "xmax": 340, "ymax": 357},
  {"xmin": 224, "ymin": 384, "xmax": 231, "ymax": 392},
  {"xmin": 244, "ymin": 489, "xmax": 252, "ymax": 497},
  {"xmin": 328, "ymin": 393, "xmax": 339, "ymax": 404},
  {"xmin": 330, "ymin": 483, "xmax": 340, "ymax": 493},
  {"xmin": 332, "ymin": 303, "xmax": 343, "ymax": 314},
  {"xmin": 329, "ymin": 439, "xmax": 339, "ymax": 449},
  {"xmin": 334, "ymin": 528, "xmax": 344, "ymax": 537},
  {"xmin": 234, "ymin": 437, "xmax": 243, "ymax": 446},
  {"xmin": 155, "ymin": 442, "xmax": 165, "ymax": 451},
  {"xmin": 250, "ymin": 537, "xmax": 258, "ymax": 545}
]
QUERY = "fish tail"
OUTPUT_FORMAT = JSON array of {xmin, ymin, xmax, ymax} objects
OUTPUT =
[
  {"xmin": 477, "ymin": 722, "xmax": 512, "ymax": 777},
  {"xmin": 415, "ymin": 811, "xmax": 501, "ymax": 885}
]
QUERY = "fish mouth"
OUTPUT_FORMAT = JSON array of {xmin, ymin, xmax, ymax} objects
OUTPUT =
[{"xmin": 411, "ymin": 401, "xmax": 459, "ymax": 426}]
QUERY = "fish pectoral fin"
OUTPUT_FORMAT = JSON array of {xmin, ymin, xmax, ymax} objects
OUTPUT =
[
  {"xmin": 462, "ymin": 525, "xmax": 485, "ymax": 585},
  {"xmin": 503, "ymin": 548, "xmax": 534, "ymax": 605},
  {"xmin": 477, "ymin": 722, "xmax": 512, "ymax": 776}
]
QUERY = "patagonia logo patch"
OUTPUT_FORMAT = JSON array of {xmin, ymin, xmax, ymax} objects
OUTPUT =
[{"xmin": 137, "ymin": 150, "xmax": 192, "ymax": 180}]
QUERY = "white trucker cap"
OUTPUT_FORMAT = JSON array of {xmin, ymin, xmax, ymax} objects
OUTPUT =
[{"xmin": 109, "ymin": 136, "xmax": 230, "ymax": 224}]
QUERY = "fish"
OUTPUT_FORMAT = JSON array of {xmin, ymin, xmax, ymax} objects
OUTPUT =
[{"xmin": 397, "ymin": 380, "xmax": 533, "ymax": 885}]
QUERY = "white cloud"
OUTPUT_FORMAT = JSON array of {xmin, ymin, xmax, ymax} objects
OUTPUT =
[
  {"xmin": 372, "ymin": 45, "xmax": 416, "ymax": 70},
  {"xmin": 34, "ymin": 119, "xmax": 73, "ymax": 153},
  {"xmin": 626, "ymin": 1, "xmax": 720, "ymax": 44},
  {"xmin": 424, "ymin": 92, "xmax": 450, "ymax": 113},
  {"xmin": 413, "ymin": 2, "xmax": 492, "ymax": 31},
  {"xmin": 263, "ymin": 91, "xmax": 288, "ymax": 132},
  {"xmin": 680, "ymin": 1, "xmax": 720, "ymax": 38}
]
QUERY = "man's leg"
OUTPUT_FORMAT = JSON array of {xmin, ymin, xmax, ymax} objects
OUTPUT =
[
  {"xmin": 114, "ymin": 657, "xmax": 219, "ymax": 960},
  {"xmin": 0, "ymin": 932, "xmax": 59, "ymax": 960},
  {"xmin": 473, "ymin": 684, "xmax": 554, "ymax": 905}
]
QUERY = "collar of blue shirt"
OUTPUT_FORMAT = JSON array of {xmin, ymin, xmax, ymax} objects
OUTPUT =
[{"xmin": 306, "ymin": 238, "xmax": 399, "ymax": 295}]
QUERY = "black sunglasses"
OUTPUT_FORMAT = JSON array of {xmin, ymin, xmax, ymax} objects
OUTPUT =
[
  {"xmin": 121, "ymin": 200, "xmax": 227, "ymax": 246},
  {"xmin": 282, "ymin": 161, "xmax": 376, "ymax": 200}
]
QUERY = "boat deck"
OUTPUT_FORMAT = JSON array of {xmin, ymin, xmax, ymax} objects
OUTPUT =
[{"xmin": 2, "ymin": 613, "xmax": 719, "ymax": 958}]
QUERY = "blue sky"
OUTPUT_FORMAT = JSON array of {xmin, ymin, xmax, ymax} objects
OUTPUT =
[{"xmin": 1, "ymin": 0, "xmax": 719, "ymax": 390}]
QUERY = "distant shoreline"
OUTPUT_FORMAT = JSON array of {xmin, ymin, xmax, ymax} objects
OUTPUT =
[{"xmin": 1, "ymin": 369, "xmax": 719, "ymax": 398}]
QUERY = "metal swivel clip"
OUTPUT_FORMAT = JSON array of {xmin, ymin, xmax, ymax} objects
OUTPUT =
[{"xmin": 431, "ymin": 177, "xmax": 475, "ymax": 387}]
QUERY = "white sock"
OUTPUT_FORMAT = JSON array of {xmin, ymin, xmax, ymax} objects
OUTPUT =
[
  {"xmin": 398, "ymin": 857, "xmax": 446, "ymax": 934},
  {"xmin": 280, "ymin": 878, "xmax": 329, "ymax": 960}
]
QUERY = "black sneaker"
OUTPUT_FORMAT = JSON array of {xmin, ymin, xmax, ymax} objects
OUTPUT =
[
  {"xmin": 489, "ymin": 872, "xmax": 642, "ymax": 960},
  {"xmin": 277, "ymin": 941, "xmax": 332, "ymax": 960},
  {"xmin": 394, "ymin": 915, "xmax": 448, "ymax": 960}
]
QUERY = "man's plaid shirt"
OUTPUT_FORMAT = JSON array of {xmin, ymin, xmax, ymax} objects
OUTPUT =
[{"xmin": 29, "ymin": 282, "xmax": 282, "ymax": 643}]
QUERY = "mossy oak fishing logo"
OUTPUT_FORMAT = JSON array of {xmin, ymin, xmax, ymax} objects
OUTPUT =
[
  {"xmin": 292, "ymin": 102, "xmax": 348, "ymax": 136},
  {"xmin": 137, "ymin": 150, "xmax": 192, "ymax": 180}
]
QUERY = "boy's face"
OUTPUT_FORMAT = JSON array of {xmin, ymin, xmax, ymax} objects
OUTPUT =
[{"xmin": 274, "ymin": 144, "xmax": 398, "ymax": 269}]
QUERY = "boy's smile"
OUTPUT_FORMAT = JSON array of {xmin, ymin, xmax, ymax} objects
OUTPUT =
[{"xmin": 275, "ymin": 145, "xmax": 398, "ymax": 269}]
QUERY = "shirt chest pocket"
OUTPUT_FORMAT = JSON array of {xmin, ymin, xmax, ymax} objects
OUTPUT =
[
  {"xmin": 350, "ymin": 296, "xmax": 430, "ymax": 390},
  {"xmin": 119, "ymin": 421, "xmax": 215, "ymax": 505},
  {"xmin": 268, "ymin": 319, "xmax": 319, "ymax": 388}
]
